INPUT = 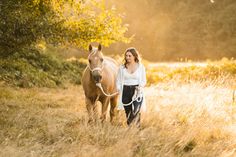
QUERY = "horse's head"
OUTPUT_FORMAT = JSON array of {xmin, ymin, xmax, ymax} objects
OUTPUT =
[{"xmin": 87, "ymin": 43, "xmax": 104, "ymax": 83}]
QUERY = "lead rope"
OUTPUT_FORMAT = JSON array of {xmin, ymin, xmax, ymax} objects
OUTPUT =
[
  {"xmin": 96, "ymin": 82, "xmax": 142, "ymax": 119},
  {"xmin": 95, "ymin": 83, "xmax": 119, "ymax": 97},
  {"xmin": 122, "ymin": 87, "xmax": 143, "ymax": 106}
]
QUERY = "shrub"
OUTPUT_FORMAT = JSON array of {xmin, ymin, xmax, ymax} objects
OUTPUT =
[{"xmin": 0, "ymin": 49, "xmax": 86, "ymax": 88}]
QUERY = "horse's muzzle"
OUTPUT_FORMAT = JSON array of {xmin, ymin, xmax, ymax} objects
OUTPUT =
[{"xmin": 92, "ymin": 74, "xmax": 102, "ymax": 83}]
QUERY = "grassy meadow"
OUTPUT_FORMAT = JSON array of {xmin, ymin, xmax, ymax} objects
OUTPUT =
[
  {"xmin": 1, "ymin": 0, "xmax": 236, "ymax": 156},
  {"xmin": 1, "ymin": 59, "xmax": 236, "ymax": 157}
]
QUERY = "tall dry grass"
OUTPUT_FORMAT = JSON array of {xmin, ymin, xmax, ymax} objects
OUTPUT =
[
  {"xmin": 0, "ymin": 75, "xmax": 236, "ymax": 157},
  {"xmin": 145, "ymin": 58, "xmax": 236, "ymax": 85}
]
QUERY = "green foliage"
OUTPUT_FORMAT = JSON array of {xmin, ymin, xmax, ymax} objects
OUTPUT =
[
  {"xmin": 0, "ymin": 0, "xmax": 130, "ymax": 56},
  {"xmin": 0, "ymin": 48, "xmax": 86, "ymax": 88}
]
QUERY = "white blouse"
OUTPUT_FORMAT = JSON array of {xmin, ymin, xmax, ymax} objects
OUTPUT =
[
  {"xmin": 116, "ymin": 63, "xmax": 146, "ymax": 91},
  {"xmin": 116, "ymin": 63, "xmax": 147, "ymax": 111},
  {"xmin": 123, "ymin": 67, "xmax": 140, "ymax": 85}
]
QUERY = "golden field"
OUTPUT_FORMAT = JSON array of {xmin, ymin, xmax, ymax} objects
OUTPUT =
[{"xmin": 0, "ymin": 61, "xmax": 236, "ymax": 157}]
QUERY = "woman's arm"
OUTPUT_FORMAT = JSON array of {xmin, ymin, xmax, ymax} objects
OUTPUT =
[
  {"xmin": 116, "ymin": 66, "xmax": 122, "ymax": 92},
  {"xmin": 140, "ymin": 64, "xmax": 147, "ymax": 87}
]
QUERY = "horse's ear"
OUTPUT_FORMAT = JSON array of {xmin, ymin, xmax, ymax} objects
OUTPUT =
[
  {"xmin": 89, "ymin": 44, "xmax": 92, "ymax": 52},
  {"xmin": 98, "ymin": 43, "xmax": 102, "ymax": 51}
]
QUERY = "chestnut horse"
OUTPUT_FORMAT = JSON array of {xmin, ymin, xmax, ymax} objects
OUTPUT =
[{"xmin": 81, "ymin": 44, "xmax": 118, "ymax": 123}]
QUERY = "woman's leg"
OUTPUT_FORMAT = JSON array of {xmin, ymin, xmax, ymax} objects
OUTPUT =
[
  {"xmin": 124, "ymin": 105, "xmax": 133, "ymax": 125},
  {"xmin": 124, "ymin": 98, "xmax": 143, "ymax": 126},
  {"xmin": 132, "ymin": 98, "xmax": 143, "ymax": 127},
  {"xmin": 122, "ymin": 85, "xmax": 136, "ymax": 126}
]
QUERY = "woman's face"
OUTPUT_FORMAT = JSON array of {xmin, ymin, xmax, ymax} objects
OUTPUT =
[{"xmin": 125, "ymin": 51, "xmax": 135, "ymax": 64}]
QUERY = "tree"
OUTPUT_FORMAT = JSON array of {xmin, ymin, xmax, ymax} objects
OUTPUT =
[{"xmin": 0, "ymin": 0, "xmax": 130, "ymax": 56}]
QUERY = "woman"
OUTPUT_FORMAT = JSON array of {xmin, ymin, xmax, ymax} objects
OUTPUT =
[{"xmin": 116, "ymin": 47, "xmax": 147, "ymax": 127}]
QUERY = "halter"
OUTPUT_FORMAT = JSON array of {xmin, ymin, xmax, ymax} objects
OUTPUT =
[{"xmin": 87, "ymin": 65, "xmax": 104, "ymax": 73}]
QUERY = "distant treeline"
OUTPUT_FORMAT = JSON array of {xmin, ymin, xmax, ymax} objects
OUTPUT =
[{"xmin": 106, "ymin": 0, "xmax": 236, "ymax": 61}]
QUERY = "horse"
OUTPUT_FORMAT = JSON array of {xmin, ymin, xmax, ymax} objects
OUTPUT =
[{"xmin": 81, "ymin": 44, "xmax": 119, "ymax": 123}]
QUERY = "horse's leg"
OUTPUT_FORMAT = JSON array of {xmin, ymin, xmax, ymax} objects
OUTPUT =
[
  {"xmin": 100, "ymin": 97, "xmax": 109, "ymax": 123},
  {"xmin": 85, "ymin": 98, "xmax": 95, "ymax": 123},
  {"xmin": 110, "ymin": 96, "xmax": 118, "ymax": 123},
  {"xmin": 93, "ymin": 101, "xmax": 99, "ymax": 122}
]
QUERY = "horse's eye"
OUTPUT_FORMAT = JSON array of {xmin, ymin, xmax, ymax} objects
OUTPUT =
[
  {"xmin": 89, "ymin": 59, "xmax": 91, "ymax": 63},
  {"xmin": 100, "ymin": 58, "xmax": 103, "ymax": 62}
]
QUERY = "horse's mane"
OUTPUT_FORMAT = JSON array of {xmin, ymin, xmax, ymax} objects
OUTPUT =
[{"xmin": 104, "ymin": 56, "xmax": 119, "ymax": 66}]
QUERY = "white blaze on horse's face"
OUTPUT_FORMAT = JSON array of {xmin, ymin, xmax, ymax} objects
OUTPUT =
[{"xmin": 88, "ymin": 44, "xmax": 104, "ymax": 83}]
